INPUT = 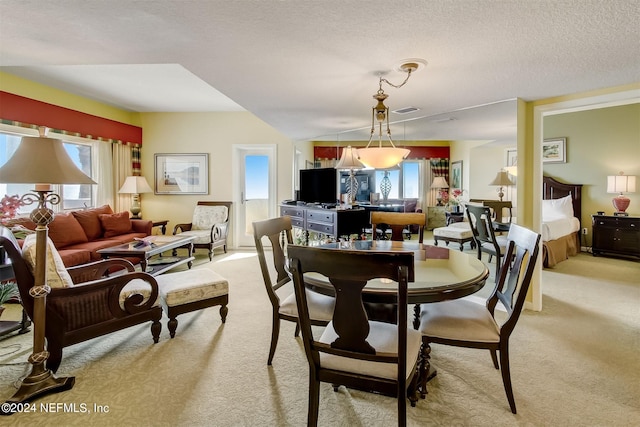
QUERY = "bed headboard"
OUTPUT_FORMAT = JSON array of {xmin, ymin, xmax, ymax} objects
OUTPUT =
[{"xmin": 542, "ymin": 176, "xmax": 583, "ymax": 223}]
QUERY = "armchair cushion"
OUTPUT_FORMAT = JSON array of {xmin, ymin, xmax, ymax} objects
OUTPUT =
[
  {"xmin": 72, "ymin": 204, "xmax": 113, "ymax": 239},
  {"xmin": 22, "ymin": 234, "xmax": 74, "ymax": 288},
  {"xmin": 192, "ymin": 205, "xmax": 228, "ymax": 230},
  {"xmin": 100, "ymin": 211, "xmax": 133, "ymax": 238},
  {"xmin": 178, "ymin": 229, "xmax": 213, "ymax": 245},
  {"xmin": 48, "ymin": 212, "xmax": 89, "ymax": 248}
]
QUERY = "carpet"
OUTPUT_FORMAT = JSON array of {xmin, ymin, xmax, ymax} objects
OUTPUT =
[{"xmin": 1, "ymin": 249, "xmax": 638, "ymax": 426}]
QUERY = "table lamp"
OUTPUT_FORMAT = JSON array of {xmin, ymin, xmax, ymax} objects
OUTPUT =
[
  {"xmin": 607, "ymin": 172, "xmax": 636, "ymax": 215},
  {"xmin": 0, "ymin": 127, "xmax": 95, "ymax": 408},
  {"xmin": 118, "ymin": 175, "xmax": 153, "ymax": 218},
  {"xmin": 489, "ymin": 170, "xmax": 515, "ymax": 201},
  {"xmin": 431, "ymin": 176, "xmax": 449, "ymax": 206},
  {"xmin": 335, "ymin": 146, "xmax": 364, "ymax": 204}
]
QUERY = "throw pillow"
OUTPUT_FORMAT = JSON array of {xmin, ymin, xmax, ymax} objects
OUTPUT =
[
  {"xmin": 48, "ymin": 213, "xmax": 89, "ymax": 248},
  {"xmin": 72, "ymin": 204, "xmax": 113, "ymax": 240},
  {"xmin": 100, "ymin": 211, "xmax": 133, "ymax": 238},
  {"xmin": 22, "ymin": 234, "xmax": 74, "ymax": 288}
]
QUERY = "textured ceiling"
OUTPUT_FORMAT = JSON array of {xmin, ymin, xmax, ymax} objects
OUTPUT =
[{"xmin": 1, "ymin": 0, "xmax": 638, "ymax": 144}]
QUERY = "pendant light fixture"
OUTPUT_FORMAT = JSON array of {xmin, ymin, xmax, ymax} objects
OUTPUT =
[{"xmin": 357, "ymin": 61, "xmax": 425, "ymax": 169}]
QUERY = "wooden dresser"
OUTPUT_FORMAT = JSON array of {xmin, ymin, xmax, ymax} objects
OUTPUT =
[{"xmin": 591, "ymin": 214, "xmax": 640, "ymax": 259}]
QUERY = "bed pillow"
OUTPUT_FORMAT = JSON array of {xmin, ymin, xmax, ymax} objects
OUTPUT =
[{"xmin": 542, "ymin": 195, "xmax": 574, "ymax": 221}]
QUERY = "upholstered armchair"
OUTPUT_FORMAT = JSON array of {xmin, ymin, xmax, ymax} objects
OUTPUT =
[{"xmin": 173, "ymin": 201, "xmax": 232, "ymax": 260}]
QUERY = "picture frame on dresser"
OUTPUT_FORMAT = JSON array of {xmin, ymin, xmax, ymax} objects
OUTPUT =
[{"xmin": 154, "ymin": 153, "xmax": 209, "ymax": 195}]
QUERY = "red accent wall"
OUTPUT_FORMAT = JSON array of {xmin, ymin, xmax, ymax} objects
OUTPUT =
[
  {"xmin": 314, "ymin": 145, "xmax": 449, "ymax": 160},
  {"xmin": 0, "ymin": 91, "xmax": 142, "ymax": 144}
]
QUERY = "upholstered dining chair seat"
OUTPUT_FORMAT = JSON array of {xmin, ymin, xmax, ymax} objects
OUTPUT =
[
  {"xmin": 480, "ymin": 235, "xmax": 508, "ymax": 255},
  {"xmin": 319, "ymin": 321, "xmax": 422, "ymax": 381},
  {"xmin": 279, "ymin": 289, "xmax": 334, "ymax": 321},
  {"xmin": 419, "ymin": 299, "xmax": 500, "ymax": 343}
]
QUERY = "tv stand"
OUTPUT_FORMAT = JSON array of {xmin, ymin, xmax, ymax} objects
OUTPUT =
[{"xmin": 280, "ymin": 203, "xmax": 368, "ymax": 244}]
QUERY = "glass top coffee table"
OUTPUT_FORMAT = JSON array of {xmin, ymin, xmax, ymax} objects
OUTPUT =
[{"xmin": 97, "ymin": 235, "xmax": 196, "ymax": 276}]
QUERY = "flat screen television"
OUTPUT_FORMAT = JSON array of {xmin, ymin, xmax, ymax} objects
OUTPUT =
[{"xmin": 299, "ymin": 167, "xmax": 338, "ymax": 204}]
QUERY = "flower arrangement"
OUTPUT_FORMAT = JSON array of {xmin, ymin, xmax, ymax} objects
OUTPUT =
[
  {"xmin": 446, "ymin": 188, "xmax": 467, "ymax": 211},
  {"xmin": 1, "ymin": 194, "xmax": 24, "ymax": 224}
]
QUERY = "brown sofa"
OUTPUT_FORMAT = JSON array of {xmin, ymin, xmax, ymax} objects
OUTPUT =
[{"xmin": 10, "ymin": 205, "xmax": 152, "ymax": 267}]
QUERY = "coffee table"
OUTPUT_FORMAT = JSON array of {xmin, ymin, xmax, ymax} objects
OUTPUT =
[{"xmin": 97, "ymin": 235, "xmax": 196, "ymax": 276}]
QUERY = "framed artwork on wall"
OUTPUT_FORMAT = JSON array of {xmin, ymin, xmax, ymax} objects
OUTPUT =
[
  {"xmin": 154, "ymin": 153, "xmax": 209, "ymax": 194},
  {"xmin": 542, "ymin": 138, "xmax": 567, "ymax": 163},
  {"xmin": 451, "ymin": 160, "xmax": 462, "ymax": 190}
]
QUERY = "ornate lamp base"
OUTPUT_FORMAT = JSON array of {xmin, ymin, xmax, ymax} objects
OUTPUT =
[{"xmin": 3, "ymin": 370, "xmax": 75, "ymax": 414}]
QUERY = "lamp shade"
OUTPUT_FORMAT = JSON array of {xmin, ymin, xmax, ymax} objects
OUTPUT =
[
  {"xmin": 489, "ymin": 171, "xmax": 515, "ymax": 186},
  {"xmin": 335, "ymin": 146, "xmax": 365, "ymax": 170},
  {"xmin": 118, "ymin": 176, "xmax": 153, "ymax": 194},
  {"xmin": 0, "ymin": 136, "xmax": 96, "ymax": 185},
  {"xmin": 431, "ymin": 176, "xmax": 449, "ymax": 189},
  {"xmin": 357, "ymin": 147, "xmax": 410, "ymax": 170},
  {"xmin": 607, "ymin": 174, "xmax": 636, "ymax": 194}
]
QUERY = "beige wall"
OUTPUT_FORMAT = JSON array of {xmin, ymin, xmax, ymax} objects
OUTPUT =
[
  {"xmin": 138, "ymin": 112, "xmax": 293, "ymax": 248},
  {"xmin": 543, "ymin": 103, "xmax": 640, "ymax": 236}
]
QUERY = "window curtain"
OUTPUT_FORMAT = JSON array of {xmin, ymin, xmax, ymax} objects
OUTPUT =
[
  {"xmin": 428, "ymin": 158, "xmax": 450, "ymax": 207},
  {"xmin": 113, "ymin": 143, "xmax": 133, "ymax": 213},
  {"xmin": 93, "ymin": 140, "xmax": 114, "ymax": 208}
]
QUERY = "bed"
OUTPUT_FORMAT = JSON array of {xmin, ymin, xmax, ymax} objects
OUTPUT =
[{"xmin": 542, "ymin": 176, "xmax": 583, "ymax": 268}]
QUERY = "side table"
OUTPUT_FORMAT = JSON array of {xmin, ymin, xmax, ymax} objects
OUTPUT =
[
  {"xmin": 152, "ymin": 220, "xmax": 169, "ymax": 235},
  {"xmin": 445, "ymin": 211, "xmax": 465, "ymax": 226}
]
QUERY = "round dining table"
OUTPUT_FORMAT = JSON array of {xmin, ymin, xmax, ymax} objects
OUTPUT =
[{"xmin": 304, "ymin": 240, "xmax": 490, "ymax": 306}]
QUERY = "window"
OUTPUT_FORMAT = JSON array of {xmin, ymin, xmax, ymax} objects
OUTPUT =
[
  {"xmin": 373, "ymin": 160, "xmax": 421, "ymax": 199},
  {"xmin": 0, "ymin": 129, "xmax": 96, "ymax": 215}
]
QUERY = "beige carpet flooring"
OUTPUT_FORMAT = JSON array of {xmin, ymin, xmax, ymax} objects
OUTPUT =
[{"xmin": 1, "ymin": 240, "xmax": 639, "ymax": 426}]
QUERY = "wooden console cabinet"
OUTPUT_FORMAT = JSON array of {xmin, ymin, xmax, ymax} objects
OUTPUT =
[
  {"xmin": 280, "ymin": 203, "xmax": 369, "ymax": 243},
  {"xmin": 592, "ymin": 214, "xmax": 640, "ymax": 259}
]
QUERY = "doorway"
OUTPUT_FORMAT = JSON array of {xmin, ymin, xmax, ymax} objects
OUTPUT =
[{"xmin": 232, "ymin": 145, "xmax": 277, "ymax": 247}]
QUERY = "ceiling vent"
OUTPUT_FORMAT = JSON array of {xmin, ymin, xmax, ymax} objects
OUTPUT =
[{"xmin": 392, "ymin": 106, "xmax": 420, "ymax": 115}]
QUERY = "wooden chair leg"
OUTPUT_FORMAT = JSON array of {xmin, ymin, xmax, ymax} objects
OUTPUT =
[
  {"xmin": 294, "ymin": 322, "xmax": 300, "ymax": 337},
  {"xmin": 499, "ymin": 344, "xmax": 517, "ymax": 414},
  {"xmin": 490, "ymin": 349, "xmax": 499, "ymax": 369},
  {"xmin": 268, "ymin": 313, "xmax": 280, "ymax": 365},
  {"xmin": 219, "ymin": 305, "xmax": 228, "ymax": 323},
  {"xmin": 308, "ymin": 375, "xmax": 320, "ymax": 427}
]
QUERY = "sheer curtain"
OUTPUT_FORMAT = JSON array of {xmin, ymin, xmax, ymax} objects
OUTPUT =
[
  {"xmin": 93, "ymin": 140, "xmax": 114, "ymax": 208},
  {"xmin": 113, "ymin": 143, "xmax": 133, "ymax": 213}
]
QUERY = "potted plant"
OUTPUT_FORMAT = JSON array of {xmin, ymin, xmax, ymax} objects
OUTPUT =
[{"xmin": 0, "ymin": 281, "xmax": 20, "ymax": 318}]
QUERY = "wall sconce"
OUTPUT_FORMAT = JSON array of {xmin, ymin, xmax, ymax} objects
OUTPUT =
[{"xmin": 607, "ymin": 172, "xmax": 636, "ymax": 215}]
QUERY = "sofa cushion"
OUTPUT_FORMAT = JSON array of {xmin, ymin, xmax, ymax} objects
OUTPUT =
[
  {"xmin": 48, "ymin": 213, "xmax": 89, "ymax": 248},
  {"xmin": 100, "ymin": 211, "xmax": 133, "ymax": 238},
  {"xmin": 56, "ymin": 248, "xmax": 92, "ymax": 268},
  {"xmin": 72, "ymin": 204, "xmax": 113, "ymax": 240},
  {"xmin": 22, "ymin": 234, "xmax": 74, "ymax": 288}
]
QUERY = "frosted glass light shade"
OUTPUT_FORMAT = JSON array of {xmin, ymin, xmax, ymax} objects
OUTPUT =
[{"xmin": 357, "ymin": 147, "xmax": 410, "ymax": 170}]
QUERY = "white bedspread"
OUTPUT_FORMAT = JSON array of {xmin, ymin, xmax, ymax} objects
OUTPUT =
[{"xmin": 541, "ymin": 217, "xmax": 580, "ymax": 241}]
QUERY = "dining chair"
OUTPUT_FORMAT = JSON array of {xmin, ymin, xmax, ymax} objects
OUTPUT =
[
  {"xmin": 370, "ymin": 211, "xmax": 426, "ymax": 242},
  {"xmin": 287, "ymin": 245, "xmax": 421, "ymax": 427},
  {"xmin": 417, "ymin": 224, "xmax": 541, "ymax": 414},
  {"xmin": 465, "ymin": 204, "xmax": 508, "ymax": 274},
  {"xmin": 252, "ymin": 216, "xmax": 334, "ymax": 365}
]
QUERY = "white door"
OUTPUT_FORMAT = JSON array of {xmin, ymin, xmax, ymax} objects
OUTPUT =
[{"xmin": 233, "ymin": 145, "xmax": 277, "ymax": 247}]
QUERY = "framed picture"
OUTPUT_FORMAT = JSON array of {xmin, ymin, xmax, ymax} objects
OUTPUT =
[
  {"xmin": 451, "ymin": 161, "xmax": 462, "ymax": 190},
  {"xmin": 154, "ymin": 153, "xmax": 209, "ymax": 194},
  {"xmin": 542, "ymin": 138, "xmax": 567, "ymax": 163},
  {"xmin": 506, "ymin": 149, "xmax": 517, "ymax": 168}
]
